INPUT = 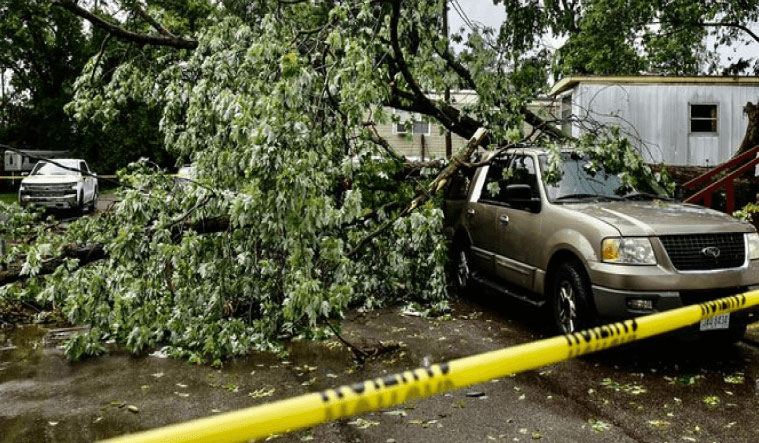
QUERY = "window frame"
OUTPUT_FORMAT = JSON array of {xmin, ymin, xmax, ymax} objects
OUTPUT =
[
  {"xmin": 689, "ymin": 103, "xmax": 718, "ymax": 135},
  {"xmin": 392, "ymin": 109, "xmax": 431, "ymax": 136},
  {"xmin": 478, "ymin": 154, "xmax": 540, "ymax": 210}
]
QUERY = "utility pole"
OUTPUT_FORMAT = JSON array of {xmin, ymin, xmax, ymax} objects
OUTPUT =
[
  {"xmin": 1, "ymin": 68, "xmax": 5, "ymax": 126},
  {"xmin": 443, "ymin": 0, "xmax": 452, "ymax": 159}
]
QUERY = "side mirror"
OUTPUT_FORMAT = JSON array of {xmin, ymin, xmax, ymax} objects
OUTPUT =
[{"xmin": 505, "ymin": 184, "xmax": 541, "ymax": 212}]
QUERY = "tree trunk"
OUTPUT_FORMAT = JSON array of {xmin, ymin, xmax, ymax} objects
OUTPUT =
[{"xmin": 735, "ymin": 102, "xmax": 759, "ymax": 157}]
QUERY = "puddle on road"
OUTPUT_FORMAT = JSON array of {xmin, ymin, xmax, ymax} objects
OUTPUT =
[
  {"xmin": 0, "ymin": 324, "xmax": 48, "ymax": 381},
  {"xmin": 0, "ymin": 324, "xmax": 369, "ymax": 442}
]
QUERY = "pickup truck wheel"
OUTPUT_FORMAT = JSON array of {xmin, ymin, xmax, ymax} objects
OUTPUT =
[
  {"xmin": 90, "ymin": 187, "xmax": 98, "ymax": 212},
  {"xmin": 453, "ymin": 245, "xmax": 473, "ymax": 295},
  {"xmin": 551, "ymin": 261, "xmax": 593, "ymax": 334},
  {"xmin": 77, "ymin": 190, "xmax": 85, "ymax": 215}
]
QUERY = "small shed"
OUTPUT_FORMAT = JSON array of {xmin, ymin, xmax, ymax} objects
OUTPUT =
[{"xmin": 549, "ymin": 76, "xmax": 759, "ymax": 166}]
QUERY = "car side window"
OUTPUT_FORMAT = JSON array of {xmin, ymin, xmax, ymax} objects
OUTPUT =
[
  {"xmin": 480, "ymin": 157, "xmax": 512, "ymax": 205},
  {"xmin": 480, "ymin": 155, "xmax": 538, "ymax": 208},
  {"xmin": 79, "ymin": 162, "xmax": 88, "ymax": 174},
  {"xmin": 510, "ymin": 155, "xmax": 539, "ymax": 197}
]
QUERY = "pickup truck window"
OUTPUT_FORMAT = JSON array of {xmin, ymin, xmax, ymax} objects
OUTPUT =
[{"xmin": 31, "ymin": 160, "xmax": 80, "ymax": 176}]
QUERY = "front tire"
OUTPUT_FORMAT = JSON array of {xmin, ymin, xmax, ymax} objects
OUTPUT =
[
  {"xmin": 452, "ymin": 244, "xmax": 473, "ymax": 295},
  {"xmin": 551, "ymin": 261, "xmax": 595, "ymax": 334}
]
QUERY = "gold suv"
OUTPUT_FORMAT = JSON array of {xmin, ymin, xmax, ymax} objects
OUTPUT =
[{"xmin": 444, "ymin": 148, "xmax": 759, "ymax": 341}]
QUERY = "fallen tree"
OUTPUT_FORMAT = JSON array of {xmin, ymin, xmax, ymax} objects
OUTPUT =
[{"xmin": 0, "ymin": 0, "xmax": 676, "ymax": 363}]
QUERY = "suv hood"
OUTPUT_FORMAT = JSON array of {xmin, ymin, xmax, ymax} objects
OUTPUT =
[
  {"xmin": 21, "ymin": 175, "xmax": 82, "ymax": 185},
  {"xmin": 566, "ymin": 201, "xmax": 754, "ymax": 236}
]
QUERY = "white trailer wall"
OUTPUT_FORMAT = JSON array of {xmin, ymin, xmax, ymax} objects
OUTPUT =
[{"xmin": 567, "ymin": 83, "xmax": 759, "ymax": 166}]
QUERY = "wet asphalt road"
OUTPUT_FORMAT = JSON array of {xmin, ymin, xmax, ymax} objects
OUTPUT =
[{"xmin": 3, "ymin": 291, "xmax": 759, "ymax": 443}]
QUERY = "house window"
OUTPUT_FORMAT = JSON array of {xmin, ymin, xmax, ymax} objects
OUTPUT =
[
  {"xmin": 393, "ymin": 110, "xmax": 431, "ymax": 135},
  {"xmin": 690, "ymin": 104, "xmax": 717, "ymax": 133}
]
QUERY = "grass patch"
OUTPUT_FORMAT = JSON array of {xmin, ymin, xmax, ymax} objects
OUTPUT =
[{"xmin": 0, "ymin": 193, "xmax": 17, "ymax": 205}]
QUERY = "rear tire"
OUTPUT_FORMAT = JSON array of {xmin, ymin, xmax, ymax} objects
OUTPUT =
[{"xmin": 551, "ymin": 261, "xmax": 595, "ymax": 334}]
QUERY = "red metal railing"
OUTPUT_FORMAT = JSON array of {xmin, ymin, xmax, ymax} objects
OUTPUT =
[{"xmin": 683, "ymin": 145, "xmax": 759, "ymax": 213}]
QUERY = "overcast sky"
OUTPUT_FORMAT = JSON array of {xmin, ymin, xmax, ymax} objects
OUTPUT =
[{"xmin": 447, "ymin": 1, "xmax": 755, "ymax": 72}]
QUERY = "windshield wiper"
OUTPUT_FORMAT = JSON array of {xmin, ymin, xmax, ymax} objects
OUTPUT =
[
  {"xmin": 623, "ymin": 192, "xmax": 670, "ymax": 201},
  {"xmin": 554, "ymin": 193, "xmax": 622, "ymax": 201}
]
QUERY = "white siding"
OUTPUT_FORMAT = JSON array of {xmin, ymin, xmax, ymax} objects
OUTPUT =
[{"xmin": 568, "ymin": 83, "xmax": 759, "ymax": 166}]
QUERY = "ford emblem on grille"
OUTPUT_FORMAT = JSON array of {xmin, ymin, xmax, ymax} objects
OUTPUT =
[{"xmin": 701, "ymin": 246, "xmax": 721, "ymax": 258}]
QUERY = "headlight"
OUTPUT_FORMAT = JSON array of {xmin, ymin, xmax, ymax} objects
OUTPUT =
[
  {"xmin": 747, "ymin": 233, "xmax": 759, "ymax": 260},
  {"xmin": 602, "ymin": 237, "xmax": 657, "ymax": 265}
]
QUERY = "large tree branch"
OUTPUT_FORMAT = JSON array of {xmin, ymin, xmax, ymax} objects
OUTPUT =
[
  {"xmin": 0, "ymin": 216, "xmax": 230, "ymax": 286},
  {"xmin": 130, "ymin": 4, "xmax": 178, "ymax": 38},
  {"xmin": 347, "ymin": 128, "xmax": 488, "ymax": 257},
  {"xmin": 697, "ymin": 21, "xmax": 759, "ymax": 44},
  {"xmin": 52, "ymin": 0, "xmax": 198, "ymax": 49},
  {"xmin": 0, "ymin": 244, "xmax": 107, "ymax": 286},
  {"xmin": 385, "ymin": 0, "xmax": 570, "ymax": 145}
]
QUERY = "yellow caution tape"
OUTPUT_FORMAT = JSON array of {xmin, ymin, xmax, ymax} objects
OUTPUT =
[
  {"xmin": 0, "ymin": 174, "xmax": 183, "ymax": 180},
  {"xmin": 101, "ymin": 290, "xmax": 759, "ymax": 443}
]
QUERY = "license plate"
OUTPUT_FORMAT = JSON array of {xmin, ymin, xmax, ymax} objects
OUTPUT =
[{"xmin": 700, "ymin": 314, "xmax": 730, "ymax": 331}]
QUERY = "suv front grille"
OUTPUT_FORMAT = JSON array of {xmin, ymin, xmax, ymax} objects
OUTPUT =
[{"xmin": 660, "ymin": 233, "xmax": 745, "ymax": 271}]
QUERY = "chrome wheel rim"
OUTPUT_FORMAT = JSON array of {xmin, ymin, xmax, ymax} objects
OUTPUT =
[
  {"xmin": 556, "ymin": 281, "xmax": 577, "ymax": 333},
  {"xmin": 456, "ymin": 250, "xmax": 469, "ymax": 288}
]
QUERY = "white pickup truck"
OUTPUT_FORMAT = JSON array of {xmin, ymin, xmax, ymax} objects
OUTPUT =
[{"xmin": 18, "ymin": 159, "xmax": 98, "ymax": 212}]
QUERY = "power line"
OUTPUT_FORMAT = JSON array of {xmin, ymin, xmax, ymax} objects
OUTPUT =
[{"xmin": 450, "ymin": 0, "xmax": 477, "ymax": 32}]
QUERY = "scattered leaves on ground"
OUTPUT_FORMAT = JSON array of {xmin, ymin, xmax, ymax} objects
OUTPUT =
[
  {"xmin": 724, "ymin": 373, "xmax": 745, "ymax": 384},
  {"xmin": 589, "ymin": 419, "xmax": 611, "ymax": 433},
  {"xmin": 348, "ymin": 418, "xmax": 380, "ymax": 429},
  {"xmin": 601, "ymin": 378, "xmax": 647, "ymax": 395},
  {"xmin": 702, "ymin": 396, "xmax": 720, "ymax": 406},
  {"xmin": 249, "ymin": 387, "xmax": 276, "ymax": 399}
]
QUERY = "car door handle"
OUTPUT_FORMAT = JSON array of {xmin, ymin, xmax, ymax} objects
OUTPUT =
[
  {"xmin": 466, "ymin": 208, "xmax": 475, "ymax": 217},
  {"xmin": 499, "ymin": 214, "xmax": 510, "ymax": 225}
]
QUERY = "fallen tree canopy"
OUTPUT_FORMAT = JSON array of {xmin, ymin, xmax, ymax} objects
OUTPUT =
[{"xmin": 0, "ymin": 0, "xmax": 677, "ymax": 364}]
